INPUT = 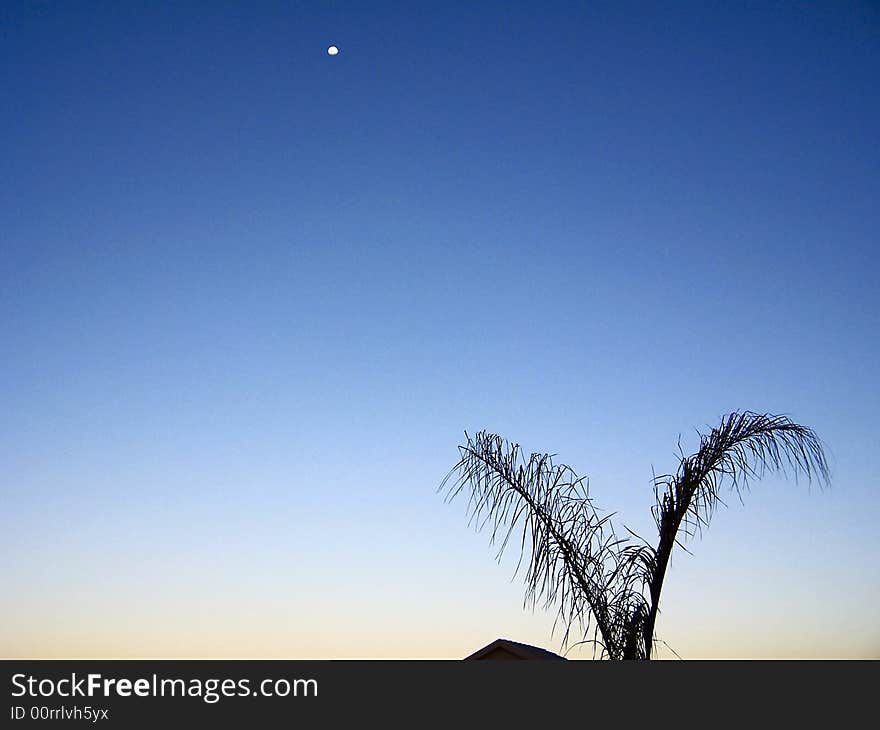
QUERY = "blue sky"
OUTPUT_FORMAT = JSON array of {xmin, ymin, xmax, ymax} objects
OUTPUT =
[{"xmin": 2, "ymin": 1, "xmax": 878, "ymax": 658}]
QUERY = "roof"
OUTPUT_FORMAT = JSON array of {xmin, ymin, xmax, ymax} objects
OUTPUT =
[{"xmin": 464, "ymin": 638, "xmax": 567, "ymax": 661}]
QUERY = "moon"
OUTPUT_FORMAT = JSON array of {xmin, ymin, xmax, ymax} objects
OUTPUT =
[{"xmin": 327, "ymin": 45, "xmax": 339, "ymax": 56}]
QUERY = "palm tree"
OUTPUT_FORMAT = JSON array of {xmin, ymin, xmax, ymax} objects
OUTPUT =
[{"xmin": 440, "ymin": 411, "xmax": 829, "ymax": 659}]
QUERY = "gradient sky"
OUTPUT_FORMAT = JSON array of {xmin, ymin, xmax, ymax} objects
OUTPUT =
[{"xmin": 2, "ymin": 1, "xmax": 878, "ymax": 659}]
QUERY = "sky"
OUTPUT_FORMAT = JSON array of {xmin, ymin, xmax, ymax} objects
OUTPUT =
[{"xmin": 2, "ymin": 0, "xmax": 878, "ymax": 659}]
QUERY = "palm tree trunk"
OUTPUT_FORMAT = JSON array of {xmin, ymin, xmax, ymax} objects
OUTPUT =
[{"xmin": 639, "ymin": 503, "xmax": 685, "ymax": 659}]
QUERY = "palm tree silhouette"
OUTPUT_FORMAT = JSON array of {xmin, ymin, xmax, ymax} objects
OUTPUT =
[{"xmin": 441, "ymin": 411, "xmax": 829, "ymax": 659}]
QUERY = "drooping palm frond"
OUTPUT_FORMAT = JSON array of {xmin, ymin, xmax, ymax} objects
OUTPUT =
[
  {"xmin": 652, "ymin": 411, "xmax": 830, "ymax": 541},
  {"xmin": 640, "ymin": 411, "xmax": 830, "ymax": 657},
  {"xmin": 440, "ymin": 430, "xmax": 651, "ymax": 659}
]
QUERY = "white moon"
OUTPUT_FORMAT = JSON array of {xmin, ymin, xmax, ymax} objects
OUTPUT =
[{"xmin": 327, "ymin": 46, "xmax": 339, "ymax": 56}]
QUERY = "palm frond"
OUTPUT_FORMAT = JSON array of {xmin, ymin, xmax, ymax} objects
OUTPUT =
[
  {"xmin": 440, "ymin": 430, "xmax": 651, "ymax": 659},
  {"xmin": 641, "ymin": 411, "xmax": 831, "ymax": 657},
  {"xmin": 652, "ymin": 411, "xmax": 830, "ymax": 541}
]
